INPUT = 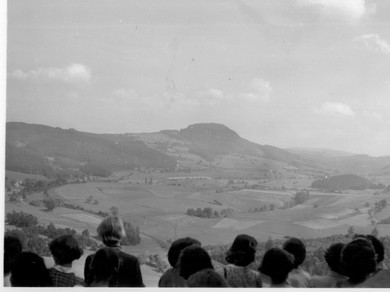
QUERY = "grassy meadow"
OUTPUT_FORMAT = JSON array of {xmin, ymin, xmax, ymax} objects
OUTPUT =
[{"xmin": 4, "ymin": 169, "xmax": 390, "ymax": 286}]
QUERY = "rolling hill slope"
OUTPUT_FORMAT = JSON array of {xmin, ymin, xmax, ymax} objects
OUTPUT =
[
  {"xmin": 6, "ymin": 122, "xmax": 177, "ymax": 176},
  {"xmin": 8, "ymin": 122, "xmax": 388, "ymax": 180}
]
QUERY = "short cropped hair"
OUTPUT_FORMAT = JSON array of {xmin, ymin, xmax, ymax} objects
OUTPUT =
[
  {"xmin": 187, "ymin": 269, "xmax": 228, "ymax": 287},
  {"xmin": 341, "ymin": 238, "xmax": 377, "ymax": 284},
  {"xmin": 4, "ymin": 235, "xmax": 23, "ymax": 274},
  {"xmin": 49, "ymin": 234, "xmax": 83, "ymax": 265},
  {"xmin": 167, "ymin": 237, "xmax": 201, "ymax": 268},
  {"xmin": 282, "ymin": 237, "xmax": 306, "ymax": 268},
  {"xmin": 178, "ymin": 246, "xmax": 213, "ymax": 280},
  {"xmin": 11, "ymin": 252, "xmax": 53, "ymax": 287},
  {"xmin": 97, "ymin": 216, "xmax": 126, "ymax": 246},
  {"xmin": 354, "ymin": 234, "xmax": 384, "ymax": 264},
  {"xmin": 226, "ymin": 234, "xmax": 257, "ymax": 267},
  {"xmin": 324, "ymin": 243, "xmax": 345, "ymax": 275},
  {"xmin": 259, "ymin": 248, "xmax": 294, "ymax": 285}
]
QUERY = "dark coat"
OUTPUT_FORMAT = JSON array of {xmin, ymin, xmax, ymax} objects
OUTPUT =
[
  {"xmin": 84, "ymin": 246, "xmax": 144, "ymax": 287},
  {"xmin": 158, "ymin": 267, "xmax": 186, "ymax": 287}
]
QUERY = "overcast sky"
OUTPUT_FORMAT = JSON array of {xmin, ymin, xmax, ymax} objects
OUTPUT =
[{"xmin": 4, "ymin": 0, "xmax": 390, "ymax": 156}]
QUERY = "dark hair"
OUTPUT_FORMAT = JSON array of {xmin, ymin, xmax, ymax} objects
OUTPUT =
[
  {"xmin": 341, "ymin": 238, "xmax": 377, "ymax": 284},
  {"xmin": 282, "ymin": 237, "xmax": 306, "ymax": 268},
  {"xmin": 178, "ymin": 246, "xmax": 213, "ymax": 280},
  {"xmin": 187, "ymin": 268, "xmax": 228, "ymax": 287},
  {"xmin": 49, "ymin": 234, "xmax": 83, "ymax": 265},
  {"xmin": 89, "ymin": 247, "xmax": 120, "ymax": 286},
  {"xmin": 324, "ymin": 243, "xmax": 345, "ymax": 275},
  {"xmin": 367, "ymin": 235, "xmax": 385, "ymax": 264},
  {"xmin": 354, "ymin": 234, "xmax": 384, "ymax": 264},
  {"xmin": 10, "ymin": 252, "xmax": 53, "ymax": 287},
  {"xmin": 259, "ymin": 248, "xmax": 294, "ymax": 285},
  {"xmin": 225, "ymin": 234, "xmax": 257, "ymax": 267},
  {"xmin": 167, "ymin": 237, "xmax": 201, "ymax": 268},
  {"xmin": 4, "ymin": 235, "xmax": 23, "ymax": 275}
]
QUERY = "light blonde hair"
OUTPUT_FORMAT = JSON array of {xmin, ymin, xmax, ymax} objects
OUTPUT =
[{"xmin": 97, "ymin": 216, "xmax": 126, "ymax": 245}]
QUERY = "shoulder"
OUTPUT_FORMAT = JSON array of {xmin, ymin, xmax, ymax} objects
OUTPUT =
[
  {"xmin": 213, "ymin": 262, "xmax": 225, "ymax": 276},
  {"xmin": 302, "ymin": 269, "xmax": 311, "ymax": 280},
  {"xmin": 224, "ymin": 264, "xmax": 243, "ymax": 277},
  {"xmin": 247, "ymin": 266, "xmax": 261, "ymax": 276},
  {"xmin": 226, "ymin": 264, "xmax": 243, "ymax": 272},
  {"xmin": 160, "ymin": 268, "xmax": 175, "ymax": 279},
  {"xmin": 75, "ymin": 276, "xmax": 84, "ymax": 286},
  {"xmin": 358, "ymin": 269, "xmax": 390, "ymax": 288},
  {"xmin": 158, "ymin": 270, "xmax": 170, "ymax": 287},
  {"xmin": 288, "ymin": 269, "xmax": 311, "ymax": 287},
  {"xmin": 309, "ymin": 275, "xmax": 327, "ymax": 287},
  {"xmin": 159, "ymin": 268, "xmax": 185, "ymax": 287},
  {"xmin": 118, "ymin": 250, "xmax": 139, "ymax": 262},
  {"xmin": 85, "ymin": 253, "xmax": 94, "ymax": 262}
]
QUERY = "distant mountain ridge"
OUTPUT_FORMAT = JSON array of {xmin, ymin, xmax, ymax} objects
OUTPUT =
[
  {"xmin": 287, "ymin": 147, "xmax": 355, "ymax": 157},
  {"xmin": 286, "ymin": 147, "xmax": 390, "ymax": 176},
  {"xmin": 5, "ymin": 122, "xmax": 390, "ymax": 178},
  {"xmin": 6, "ymin": 122, "xmax": 176, "ymax": 177}
]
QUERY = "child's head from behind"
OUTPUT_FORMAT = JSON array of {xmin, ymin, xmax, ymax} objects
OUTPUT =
[
  {"xmin": 324, "ymin": 243, "xmax": 345, "ymax": 275},
  {"xmin": 259, "ymin": 247, "xmax": 294, "ymax": 285},
  {"xmin": 178, "ymin": 246, "xmax": 213, "ymax": 280},
  {"xmin": 341, "ymin": 238, "xmax": 376, "ymax": 284},
  {"xmin": 167, "ymin": 237, "xmax": 201, "ymax": 268},
  {"xmin": 225, "ymin": 234, "xmax": 257, "ymax": 267},
  {"xmin": 49, "ymin": 234, "xmax": 83, "ymax": 266},
  {"xmin": 282, "ymin": 237, "xmax": 306, "ymax": 269}
]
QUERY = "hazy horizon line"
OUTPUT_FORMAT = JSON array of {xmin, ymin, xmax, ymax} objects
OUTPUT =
[{"xmin": 6, "ymin": 120, "xmax": 390, "ymax": 158}]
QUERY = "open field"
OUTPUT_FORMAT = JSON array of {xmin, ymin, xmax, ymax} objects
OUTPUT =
[
  {"xmin": 5, "ymin": 173, "xmax": 390, "ymax": 285},
  {"xmin": 13, "ymin": 180, "xmax": 390, "ymax": 246},
  {"xmin": 7, "ymin": 179, "xmax": 390, "ymax": 246}
]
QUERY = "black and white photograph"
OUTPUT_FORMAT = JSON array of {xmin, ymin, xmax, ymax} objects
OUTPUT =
[{"xmin": 2, "ymin": 0, "xmax": 390, "ymax": 288}]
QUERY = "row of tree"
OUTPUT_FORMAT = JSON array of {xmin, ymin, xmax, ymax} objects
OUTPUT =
[
  {"xmin": 6, "ymin": 210, "xmax": 38, "ymax": 227},
  {"xmin": 121, "ymin": 221, "xmax": 141, "ymax": 246},
  {"xmin": 248, "ymin": 204, "xmax": 275, "ymax": 213},
  {"xmin": 5, "ymin": 211, "xmax": 98, "ymax": 256},
  {"xmin": 186, "ymin": 207, "xmax": 234, "ymax": 218}
]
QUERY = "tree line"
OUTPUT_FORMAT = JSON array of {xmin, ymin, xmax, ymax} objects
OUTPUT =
[
  {"xmin": 5, "ymin": 211, "xmax": 98, "ymax": 256},
  {"xmin": 186, "ymin": 207, "xmax": 234, "ymax": 218}
]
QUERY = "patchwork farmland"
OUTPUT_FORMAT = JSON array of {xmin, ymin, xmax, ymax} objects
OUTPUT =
[
  {"xmin": 39, "ymin": 177, "xmax": 390, "ymax": 248},
  {"xmin": 5, "ymin": 168, "xmax": 390, "ymax": 286}
]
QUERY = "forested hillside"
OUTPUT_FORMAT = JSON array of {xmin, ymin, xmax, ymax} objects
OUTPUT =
[
  {"xmin": 6, "ymin": 122, "xmax": 177, "ymax": 177},
  {"xmin": 311, "ymin": 174, "xmax": 385, "ymax": 191}
]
